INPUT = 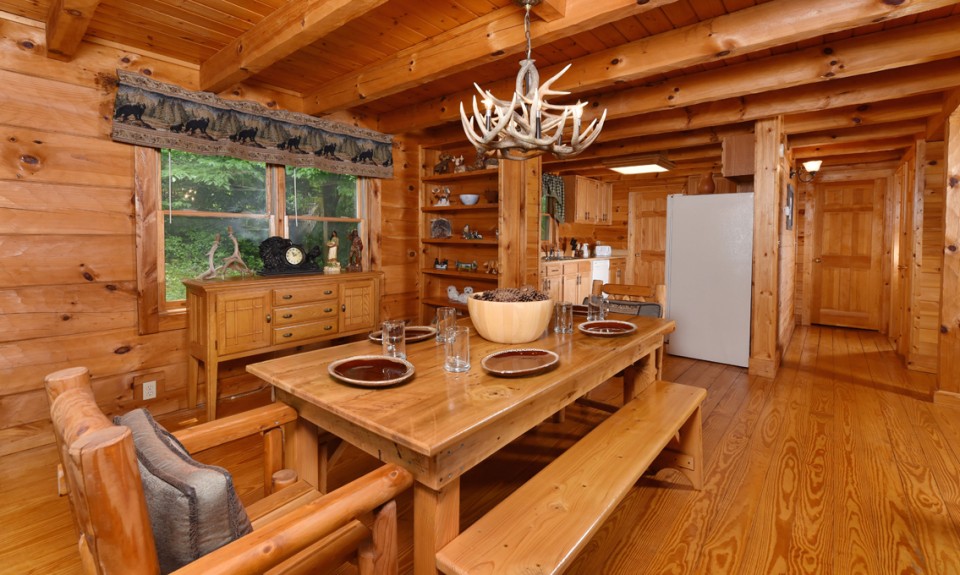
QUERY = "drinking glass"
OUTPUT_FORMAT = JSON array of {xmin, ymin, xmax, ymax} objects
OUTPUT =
[
  {"xmin": 436, "ymin": 307, "xmax": 457, "ymax": 343},
  {"xmin": 587, "ymin": 295, "xmax": 605, "ymax": 321},
  {"xmin": 444, "ymin": 326, "xmax": 471, "ymax": 372},
  {"xmin": 381, "ymin": 319, "xmax": 406, "ymax": 359},
  {"xmin": 554, "ymin": 301, "xmax": 574, "ymax": 334}
]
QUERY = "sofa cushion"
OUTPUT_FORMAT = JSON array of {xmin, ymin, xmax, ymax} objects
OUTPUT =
[{"xmin": 115, "ymin": 409, "xmax": 252, "ymax": 574}]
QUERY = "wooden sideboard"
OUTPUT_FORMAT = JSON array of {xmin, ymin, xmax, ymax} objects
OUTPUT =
[{"xmin": 184, "ymin": 272, "xmax": 382, "ymax": 420}]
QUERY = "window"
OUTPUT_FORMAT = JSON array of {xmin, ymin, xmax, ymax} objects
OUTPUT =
[{"xmin": 136, "ymin": 148, "xmax": 367, "ymax": 333}]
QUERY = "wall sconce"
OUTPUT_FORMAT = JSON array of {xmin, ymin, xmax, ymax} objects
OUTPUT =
[{"xmin": 791, "ymin": 159, "xmax": 822, "ymax": 182}]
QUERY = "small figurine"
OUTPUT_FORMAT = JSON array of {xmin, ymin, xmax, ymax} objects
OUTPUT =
[
  {"xmin": 433, "ymin": 186, "xmax": 451, "ymax": 206},
  {"xmin": 447, "ymin": 285, "xmax": 460, "ymax": 301},
  {"xmin": 431, "ymin": 217, "xmax": 452, "ymax": 239},
  {"xmin": 483, "ymin": 260, "xmax": 499, "ymax": 275},
  {"xmin": 324, "ymin": 231, "xmax": 341, "ymax": 273},
  {"xmin": 455, "ymin": 260, "xmax": 478, "ymax": 272},
  {"xmin": 452, "ymin": 155, "xmax": 466, "ymax": 172},
  {"xmin": 462, "ymin": 224, "xmax": 471, "ymax": 239},
  {"xmin": 434, "ymin": 258, "xmax": 449, "ymax": 270},
  {"xmin": 458, "ymin": 286, "xmax": 474, "ymax": 303},
  {"xmin": 434, "ymin": 153, "xmax": 453, "ymax": 174},
  {"xmin": 347, "ymin": 228, "xmax": 363, "ymax": 272}
]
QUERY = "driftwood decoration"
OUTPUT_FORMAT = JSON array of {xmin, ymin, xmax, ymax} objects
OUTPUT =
[{"xmin": 111, "ymin": 70, "xmax": 394, "ymax": 179}]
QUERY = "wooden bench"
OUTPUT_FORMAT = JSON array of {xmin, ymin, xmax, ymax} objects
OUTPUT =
[{"xmin": 436, "ymin": 380, "xmax": 706, "ymax": 575}]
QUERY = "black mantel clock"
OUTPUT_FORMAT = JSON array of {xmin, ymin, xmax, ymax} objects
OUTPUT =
[{"xmin": 259, "ymin": 236, "xmax": 322, "ymax": 275}]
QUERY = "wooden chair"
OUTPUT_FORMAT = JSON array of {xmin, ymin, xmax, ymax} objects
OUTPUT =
[
  {"xmin": 577, "ymin": 280, "xmax": 667, "ymax": 413},
  {"xmin": 46, "ymin": 367, "xmax": 413, "ymax": 575}
]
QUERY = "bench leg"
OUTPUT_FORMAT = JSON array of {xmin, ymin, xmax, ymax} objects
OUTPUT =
[{"xmin": 651, "ymin": 404, "xmax": 704, "ymax": 490}]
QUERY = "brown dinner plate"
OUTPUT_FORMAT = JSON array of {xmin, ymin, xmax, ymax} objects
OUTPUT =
[
  {"xmin": 481, "ymin": 348, "xmax": 560, "ymax": 377},
  {"xmin": 578, "ymin": 320, "xmax": 637, "ymax": 337},
  {"xmin": 368, "ymin": 325, "xmax": 438, "ymax": 343},
  {"xmin": 328, "ymin": 355, "xmax": 415, "ymax": 387}
]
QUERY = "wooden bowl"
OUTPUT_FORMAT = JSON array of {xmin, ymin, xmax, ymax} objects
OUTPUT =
[{"xmin": 467, "ymin": 293, "xmax": 553, "ymax": 343}]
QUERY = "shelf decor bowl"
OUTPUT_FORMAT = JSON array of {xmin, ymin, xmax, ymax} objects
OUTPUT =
[
  {"xmin": 459, "ymin": 194, "xmax": 480, "ymax": 205},
  {"xmin": 467, "ymin": 292, "xmax": 553, "ymax": 344}
]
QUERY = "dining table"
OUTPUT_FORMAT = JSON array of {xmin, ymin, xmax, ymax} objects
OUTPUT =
[{"xmin": 246, "ymin": 313, "xmax": 675, "ymax": 575}]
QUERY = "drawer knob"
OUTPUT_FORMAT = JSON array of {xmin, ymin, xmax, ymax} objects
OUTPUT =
[
  {"xmin": 282, "ymin": 332, "xmax": 293, "ymax": 338},
  {"xmin": 324, "ymin": 307, "xmax": 333, "ymax": 313},
  {"xmin": 323, "ymin": 290, "xmax": 333, "ymax": 295},
  {"xmin": 282, "ymin": 313, "xmax": 293, "ymax": 319},
  {"xmin": 324, "ymin": 325, "xmax": 333, "ymax": 331},
  {"xmin": 266, "ymin": 314, "xmax": 271, "ymax": 323},
  {"xmin": 282, "ymin": 294, "xmax": 293, "ymax": 300}
]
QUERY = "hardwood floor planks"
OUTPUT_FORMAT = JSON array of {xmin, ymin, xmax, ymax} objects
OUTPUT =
[{"xmin": 4, "ymin": 326, "xmax": 960, "ymax": 574}]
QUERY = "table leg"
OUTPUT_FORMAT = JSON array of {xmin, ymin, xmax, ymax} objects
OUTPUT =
[
  {"xmin": 187, "ymin": 356, "xmax": 199, "ymax": 409},
  {"xmin": 414, "ymin": 479, "xmax": 460, "ymax": 575}
]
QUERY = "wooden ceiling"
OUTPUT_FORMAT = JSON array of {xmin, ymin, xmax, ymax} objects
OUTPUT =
[{"xmin": 4, "ymin": 0, "xmax": 960, "ymax": 179}]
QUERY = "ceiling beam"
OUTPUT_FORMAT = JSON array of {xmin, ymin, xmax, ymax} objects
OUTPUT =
[
  {"xmin": 303, "ymin": 0, "xmax": 673, "ymax": 115},
  {"xmin": 596, "ymin": 58, "xmax": 960, "ymax": 143},
  {"xmin": 590, "ymin": 14, "xmax": 960, "ymax": 122},
  {"xmin": 787, "ymin": 120, "xmax": 927, "ymax": 148},
  {"xmin": 45, "ymin": 0, "xmax": 100, "ymax": 61},
  {"xmin": 378, "ymin": 0, "xmax": 960, "ymax": 133},
  {"xmin": 532, "ymin": 0, "xmax": 567, "ymax": 21},
  {"xmin": 200, "ymin": 0, "xmax": 389, "ymax": 94},
  {"xmin": 782, "ymin": 94, "xmax": 944, "ymax": 134},
  {"xmin": 791, "ymin": 137, "xmax": 916, "ymax": 158}
]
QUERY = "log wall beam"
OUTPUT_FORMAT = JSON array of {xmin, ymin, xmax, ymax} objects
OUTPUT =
[
  {"xmin": 379, "ymin": 0, "xmax": 960, "ymax": 133},
  {"xmin": 45, "ymin": 0, "xmax": 100, "ymax": 61},
  {"xmin": 303, "ymin": 0, "xmax": 672, "ymax": 115},
  {"xmin": 199, "ymin": 0, "xmax": 390, "ymax": 94},
  {"xmin": 782, "ymin": 95, "xmax": 944, "ymax": 135},
  {"xmin": 787, "ymin": 120, "xmax": 927, "ymax": 149},
  {"xmin": 935, "ymin": 102, "xmax": 960, "ymax": 403}
]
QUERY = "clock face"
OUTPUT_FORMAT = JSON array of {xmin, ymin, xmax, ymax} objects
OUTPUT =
[{"xmin": 285, "ymin": 246, "xmax": 305, "ymax": 266}]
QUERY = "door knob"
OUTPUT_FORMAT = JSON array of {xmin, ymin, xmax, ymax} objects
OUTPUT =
[{"xmin": 814, "ymin": 258, "xmax": 822, "ymax": 263}]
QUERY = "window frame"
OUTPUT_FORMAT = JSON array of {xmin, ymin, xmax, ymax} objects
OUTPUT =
[{"xmin": 135, "ymin": 146, "xmax": 370, "ymax": 334}]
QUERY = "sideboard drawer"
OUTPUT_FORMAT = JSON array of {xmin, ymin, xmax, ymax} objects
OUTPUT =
[
  {"xmin": 273, "ymin": 319, "xmax": 338, "ymax": 344},
  {"xmin": 273, "ymin": 285, "xmax": 338, "ymax": 305},
  {"xmin": 273, "ymin": 302, "xmax": 338, "ymax": 326}
]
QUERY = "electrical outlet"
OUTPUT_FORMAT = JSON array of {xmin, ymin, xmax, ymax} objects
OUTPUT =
[{"xmin": 142, "ymin": 380, "xmax": 157, "ymax": 400}]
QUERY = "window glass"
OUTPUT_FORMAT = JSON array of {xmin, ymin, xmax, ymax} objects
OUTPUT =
[
  {"xmin": 285, "ymin": 167, "xmax": 360, "ymax": 269},
  {"xmin": 160, "ymin": 150, "xmax": 269, "ymax": 302}
]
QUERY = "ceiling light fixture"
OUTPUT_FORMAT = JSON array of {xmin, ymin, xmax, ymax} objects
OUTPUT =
[
  {"xmin": 459, "ymin": 0, "xmax": 606, "ymax": 161},
  {"xmin": 791, "ymin": 159, "xmax": 822, "ymax": 182},
  {"xmin": 603, "ymin": 154, "xmax": 676, "ymax": 175}
]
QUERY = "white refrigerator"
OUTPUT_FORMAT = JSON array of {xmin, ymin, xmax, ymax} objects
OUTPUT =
[{"xmin": 665, "ymin": 193, "xmax": 754, "ymax": 367}]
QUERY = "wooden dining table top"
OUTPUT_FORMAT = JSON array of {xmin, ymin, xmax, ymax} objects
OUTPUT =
[{"xmin": 246, "ymin": 315, "xmax": 675, "ymax": 464}]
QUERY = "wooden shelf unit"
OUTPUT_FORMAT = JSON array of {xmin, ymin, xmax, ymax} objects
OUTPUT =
[{"xmin": 418, "ymin": 147, "xmax": 541, "ymax": 323}]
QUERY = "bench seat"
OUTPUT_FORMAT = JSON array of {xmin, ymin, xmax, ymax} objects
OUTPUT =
[{"xmin": 436, "ymin": 380, "xmax": 706, "ymax": 575}]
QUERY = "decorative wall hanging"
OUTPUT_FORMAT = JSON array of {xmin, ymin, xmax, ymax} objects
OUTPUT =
[{"xmin": 111, "ymin": 70, "xmax": 394, "ymax": 179}]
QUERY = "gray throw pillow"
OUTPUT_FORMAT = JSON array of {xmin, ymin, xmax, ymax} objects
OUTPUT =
[{"xmin": 115, "ymin": 409, "xmax": 252, "ymax": 574}]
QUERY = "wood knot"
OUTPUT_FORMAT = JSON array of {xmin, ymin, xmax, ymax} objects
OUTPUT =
[
  {"xmin": 715, "ymin": 50, "xmax": 730, "ymax": 58},
  {"xmin": 82, "ymin": 272, "xmax": 94, "ymax": 281},
  {"xmin": 19, "ymin": 155, "xmax": 39, "ymax": 165},
  {"xmin": 114, "ymin": 346, "xmax": 132, "ymax": 354},
  {"xmin": 105, "ymin": 284, "xmax": 118, "ymax": 291},
  {"xmin": 941, "ymin": 325, "xmax": 949, "ymax": 334},
  {"xmin": 610, "ymin": 58, "xmax": 621, "ymax": 66},
  {"xmin": 19, "ymin": 40, "xmax": 34, "ymax": 50},
  {"xmin": 949, "ymin": 176, "xmax": 958, "ymax": 188},
  {"xmin": 948, "ymin": 244, "xmax": 957, "ymax": 253},
  {"xmin": 140, "ymin": 68, "xmax": 152, "ymax": 76},
  {"xmin": 61, "ymin": 314, "xmax": 72, "ymax": 321}
]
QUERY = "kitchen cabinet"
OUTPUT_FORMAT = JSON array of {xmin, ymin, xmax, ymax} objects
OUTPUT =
[
  {"xmin": 184, "ymin": 272, "xmax": 381, "ymax": 420},
  {"xmin": 562, "ymin": 175, "xmax": 613, "ymax": 225},
  {"xmin": 610, "ymin": 258, "xmax": 626, "ymax": 283},
  {"xmin": 540, "ymin": 260, "xmax": 591, "ymax": 304}
]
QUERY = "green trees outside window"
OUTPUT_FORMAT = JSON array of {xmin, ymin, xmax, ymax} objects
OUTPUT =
[{"xmin": 160, "ymin": 150, "xmax": 361, "ymax": 302}]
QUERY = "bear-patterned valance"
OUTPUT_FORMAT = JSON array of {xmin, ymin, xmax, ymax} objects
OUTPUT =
[{"xmin": 111, "ymin": 70, "xmax": 394, "ymax": 179}]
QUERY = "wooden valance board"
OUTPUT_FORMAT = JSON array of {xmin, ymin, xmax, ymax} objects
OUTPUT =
[{"xmin": 111, "ymin": 70, "xmax": 394, "ymax": 179}]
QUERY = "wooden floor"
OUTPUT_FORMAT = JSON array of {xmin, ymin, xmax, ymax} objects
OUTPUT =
[{"xmin": 3, "ymin": 325, "xmax": 959, "ymax": 574}]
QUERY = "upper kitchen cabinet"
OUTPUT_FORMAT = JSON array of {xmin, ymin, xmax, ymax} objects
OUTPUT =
[{"xmin": 562, "ymin": 175, "xmax": 613, "ymax": 225}]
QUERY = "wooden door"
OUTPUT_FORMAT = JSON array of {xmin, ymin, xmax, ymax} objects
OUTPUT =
[{"xmin": 811, "ymin": 180, "xmax": 883, "ymax": 329}]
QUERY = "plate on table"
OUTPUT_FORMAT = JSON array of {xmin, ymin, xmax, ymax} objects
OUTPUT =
[
  {"xmin": 481, "ymin": 348, "xmax": 560, "ymax": 378},
  {"xmin": 328, "ymin": 355, "xmax": 415, "ymax": 388},
  {"xmin": 368, "ymin": 325, "xmax": 437, "ymax": 343},
  {"xmin": 578, "ymin": 320, "xmax": 637, "ymax": 337}
]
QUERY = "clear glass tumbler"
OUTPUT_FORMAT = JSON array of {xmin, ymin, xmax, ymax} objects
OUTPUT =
[
  {"xmin": 436, "ymin": 307, "xmax": 457, "ymax": 343},
  {"xmin": 554, "ymin": 301, "xmax": 574, "ymax": 333},
  {"xmin": 444, "ymin": 326, "xmax": 471, "ymax": 372},
  {"xmin": 381, "ymin": 319, "xmax": 406, "ymax": 359}
]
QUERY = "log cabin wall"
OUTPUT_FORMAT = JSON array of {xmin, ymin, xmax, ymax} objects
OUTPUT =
[
  {"xmin": 0, "ymin": 16, "xmax": 420, "ymax": 457},
  {"xmin": 909, "ymin": 141, "xmax": 945, "ymax": 373}
]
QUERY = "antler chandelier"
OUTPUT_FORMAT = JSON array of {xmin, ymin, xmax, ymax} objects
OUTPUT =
[{"xmin": 459, "ymin": 0, "xmax": 606, "ymax": 161}]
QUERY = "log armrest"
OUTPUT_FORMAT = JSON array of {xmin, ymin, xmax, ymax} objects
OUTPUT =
[
  {"xmin": 172, "ymin": 402, "xmax": 298, "ymax": 454},
  {"xmin": 171, "ymin": 463, "xmax": 414, "ymax": 575}
]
